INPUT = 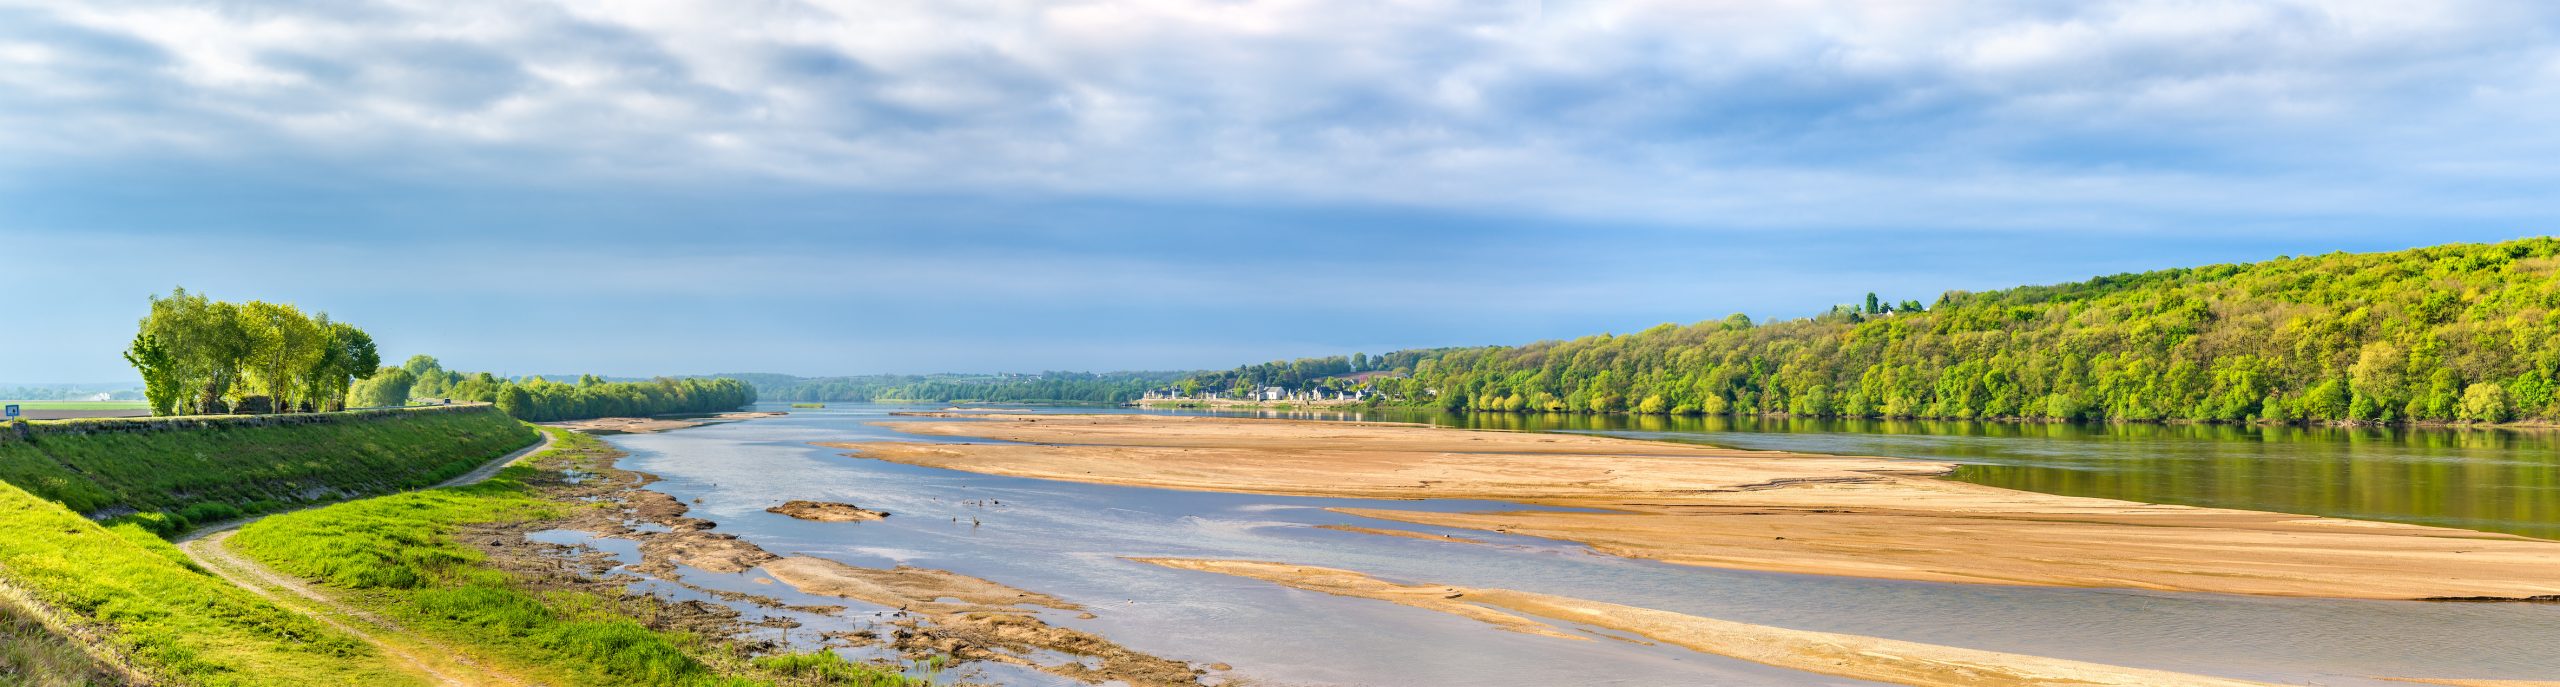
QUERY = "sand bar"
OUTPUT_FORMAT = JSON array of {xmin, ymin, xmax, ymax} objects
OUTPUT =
[
  {"xmin": 828, "ymin": 414, "xmax": 2560, "ymax": 600},
  {"xmin": 1136, "ymin": 558, "xmax": 2279, "ymax": 687}
]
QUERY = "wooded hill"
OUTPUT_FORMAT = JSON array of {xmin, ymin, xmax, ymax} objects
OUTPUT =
[{"xmin": 1271, "ymin": 237, "xmax": 2560, "ymax": 424}]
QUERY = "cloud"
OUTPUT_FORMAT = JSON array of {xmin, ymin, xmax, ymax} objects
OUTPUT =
[{"xmin": 1, "ymin": 0, "xmax": 2556, "ymax": 232}]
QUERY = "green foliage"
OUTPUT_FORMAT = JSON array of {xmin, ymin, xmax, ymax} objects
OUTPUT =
[
  {"xmin": 0, "ymin": 407, "xmax": 534, "ymax": 532},
  {"xmin": 736, "ymin": 371, "xmax": 1188, "ymax": 405},
  {"xmin": 444, "ymin": 376, "xmax": 755, "ymax": 422},
  {"xmin": 231, "ymin": 430, "xmax": 925, "ymax": 687},
  {"xmin": 0, "ymin": 480, "xmax": 413, "ymax": 686},
  {"xmin": 126, "ymin": 288, "xmax": 385, "ymax": 415},
  {"xmin": 1255, "ymin": 237, "xmax": 2560, "ymax": 424}
]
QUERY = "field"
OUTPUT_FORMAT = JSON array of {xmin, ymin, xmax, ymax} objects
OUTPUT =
[{"xmin": 1, "ymin": 401, "xmax": 149, "ymax": 410}]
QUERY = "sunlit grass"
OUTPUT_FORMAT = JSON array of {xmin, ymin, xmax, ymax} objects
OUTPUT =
[
  {"xmin": 0, "ymin": 480, "xmax": 418, "ymax": 686},
  {"xmin": 232, "ymin": 428, "xmax": 931, "ymax": 686}
]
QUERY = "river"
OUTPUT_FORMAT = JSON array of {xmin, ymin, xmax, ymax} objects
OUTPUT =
[{"xmin": 585, "ymin": 403, "xmax": 2560, "ymax": 686}]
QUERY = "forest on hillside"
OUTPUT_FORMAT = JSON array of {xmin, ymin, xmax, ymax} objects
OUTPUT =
[
  {"xmin": 735, "ymin": 371, "xmax": 1193, "ymax": 404},
  {"xmin": 1205, "ymin": 237, "xmax": 2560, "ymax": 424}
]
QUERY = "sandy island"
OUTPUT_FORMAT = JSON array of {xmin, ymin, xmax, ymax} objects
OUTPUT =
[
  {"xmin": 766, "ymin": 500, "xmax": 890, "ymax": 522},
  {"xmin": 1136, "ymin": 558, "xmax": 2280, "ymax": 687},
  {"xmin": 825, "ymin": 413, "xmax": 2560, "ymax": 601}
]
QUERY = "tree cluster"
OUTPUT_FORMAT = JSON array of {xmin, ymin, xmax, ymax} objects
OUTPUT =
[
  {"xmin": 1213, "ymin": 238, "xmax": 2560, "ymax": 425},
  {"xmin": 399, "ymin": 357, "xmax": 755, "ymax": 421},
  {"xmin": 124, "ymin": 288, "xmax": 381, "ymax": 416}
]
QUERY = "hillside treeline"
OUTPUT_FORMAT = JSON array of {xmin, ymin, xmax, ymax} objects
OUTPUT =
[
  {"xmin": 123, "ymin": 288, "xmax": 381, "ymax": 415},
  {"xmin": 1182, "ymin": 350, "xmax": 1441, "ymax": 395},
  {"xmin": 1229, "ymin": 238, "xmax": 2560, "ymax": 424},
  {"xmin": 739, "ymin": 371, "xmax": 1189, "ymax": 404},
  {"xmin": 368, "ymin": 356, "xmax": 755, "ymax": 421}
]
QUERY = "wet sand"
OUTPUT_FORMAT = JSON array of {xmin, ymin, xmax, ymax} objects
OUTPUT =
[
  {"xmin": 831, "ymin": 414, "xmax": 2560, "ymax": 600},
  {"xmin": 1137, "ymin": 558, "xmax": 2279, "ymax": 687}
]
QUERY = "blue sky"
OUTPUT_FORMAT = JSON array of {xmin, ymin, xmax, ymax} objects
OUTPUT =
[{"xmin": 5, "ymin": 1, "xmax": 2558, "ymax": 381}]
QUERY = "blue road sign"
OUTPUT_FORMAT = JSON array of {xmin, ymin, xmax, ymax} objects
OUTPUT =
[{"xmin": 3, "ymin": 404, "xmax": 17, "ymax": 419}]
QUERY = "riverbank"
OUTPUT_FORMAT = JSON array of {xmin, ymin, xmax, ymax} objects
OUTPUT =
[{"xmin": 832, "ymin": 413, "xmax": 2560, "ymax": 601}]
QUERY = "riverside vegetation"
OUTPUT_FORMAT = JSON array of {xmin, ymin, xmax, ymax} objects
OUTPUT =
[
  {"xmin": 372, "ymin": 356, "xmax": 757, "ymax": 423},
  {"xmin": 1192, "ymin": 237, "xmax": 2560, "ymax": 424},
  {"xmin": 0, "ymin": 407, "xmax": 539, "ymax": 684},
  {"xmin": 228, "ymin": 429, "xmax": 927, "ymax": 687}
]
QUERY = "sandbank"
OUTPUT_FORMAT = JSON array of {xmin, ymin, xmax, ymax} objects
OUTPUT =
[{"xmin": 826, "ymin": 414, "xmax": 2560, "ymax": 600}]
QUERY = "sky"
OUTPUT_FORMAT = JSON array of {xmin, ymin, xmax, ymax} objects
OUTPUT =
[{"xmin": 5, "ymin": 0, "xmax": 2559, "ymax": 382}]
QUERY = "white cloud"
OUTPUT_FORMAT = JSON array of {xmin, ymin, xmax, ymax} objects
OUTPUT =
[{"xmin": 0, "ymin": 0, "xmax": 2556, "ymax": 232}]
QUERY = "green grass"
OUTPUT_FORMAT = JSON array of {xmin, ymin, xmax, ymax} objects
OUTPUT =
[
  {"xmin": 0, "ymin": 585, "xmax": 132, "ymax": 687},
  {"xmin": 231, "ymin": 429, "xmax": 930, "ymax": 687},
  {"xmin": 789, "ymin": 403, "xmax": 826, "ymax": 409},
  {"xmin": 0, "ymin": 407, "xmax": 535, "ymax": 534},
  {"xmin": 0, "ymin": 479, "xmax": 417, "ymax": 686}
]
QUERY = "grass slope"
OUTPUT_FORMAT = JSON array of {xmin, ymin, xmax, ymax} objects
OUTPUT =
[
  {"xmin": 230, "ymin": 429, "xmax": 926, "ymax": 687},
  {"xmin": 0, "ymin": 407, "xmax": 535, "ymax": 534},
  {"xmin": 0, "ymin": 479, "xmax": 418, "ymax": 686}
]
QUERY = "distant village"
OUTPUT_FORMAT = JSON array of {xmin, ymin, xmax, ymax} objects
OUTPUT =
[{"xmin": 1136, "ymin": 370, "xmax": 1401, "ymax": 407}]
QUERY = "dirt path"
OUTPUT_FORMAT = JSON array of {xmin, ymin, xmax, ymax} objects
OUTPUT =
[{"xmin": 175, "ymin": 431, "xmax": 557, "ymax": 687}]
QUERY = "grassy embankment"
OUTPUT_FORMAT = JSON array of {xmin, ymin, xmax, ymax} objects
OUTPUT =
[
  {"xmin": 0, "ymin": 477, "xmax": 415, "ymax": 685},
  {"xmin": 229, "ymin": 428, "xmax": 927, "ymax": 687},
  {"xmin": 0, "ymin": 406, "xmax": 535, "ymax": 534},
  {"xmin": 0, "ymin": 406, "xmax": 535, "ymax": 685}
]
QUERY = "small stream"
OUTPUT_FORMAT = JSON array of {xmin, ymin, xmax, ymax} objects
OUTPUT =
[{"xmin": 590, "ymin": 403, "xmax": 2560, "ymax": 686}]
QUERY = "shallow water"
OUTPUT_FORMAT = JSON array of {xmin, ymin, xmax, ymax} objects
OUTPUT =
[{"xmin": 601, "ymin": 404, "xmax": 2560, "ymax": 686}]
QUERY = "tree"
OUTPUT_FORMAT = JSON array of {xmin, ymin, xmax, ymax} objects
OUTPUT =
[
  {"xmin": 496, "ymin": 385, "xmax": 532, "ymax": 419},
  {"xmin": 1864, "ymin": 292, "xmax": 1882, "ymax": 315},
  {"xmin": 350, "ymin": 367, "xmax": 417, "ymax": 408},
  {"xmin": 123, "ymin": 333, "xmax": 180, "ymax": 416}
]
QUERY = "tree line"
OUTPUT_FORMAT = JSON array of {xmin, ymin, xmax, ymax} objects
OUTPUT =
[
  {"xmin": 122, "ymin": 289, "xmax": 753, "ymax": 421},
  {"xmin": 357, "ymin": 356, "xmax": 755, "ymax": 422},
  {"xmin": 735, "ymin": 371, "xmax": 1188, "ymax": 404},
  {"xmin": 124, "ymin": 288, "xmax": 380, "ymax": 415},
  {"xmin": 1194, "ymin": 237, "xmax": 2560, "ymax": 425}
]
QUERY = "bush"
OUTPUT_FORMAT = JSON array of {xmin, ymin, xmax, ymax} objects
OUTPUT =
[{"xmin": 2460, "ymin": 382, "xmax": 2514, "ymax": 423}]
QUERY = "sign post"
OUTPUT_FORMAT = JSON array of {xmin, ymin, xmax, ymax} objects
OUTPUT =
[{"xmin": 3, "ymin": 404, "xmax": 17, "ymax": 420}]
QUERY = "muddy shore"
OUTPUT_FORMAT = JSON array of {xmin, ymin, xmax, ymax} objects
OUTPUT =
[
  {"xmin": 521, "ymin": 421, "xmax": 1215, "ymax": 686},
  {"xmin": 831, "ymin": 413, "xmax": 2560, "ymax": 601}
]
